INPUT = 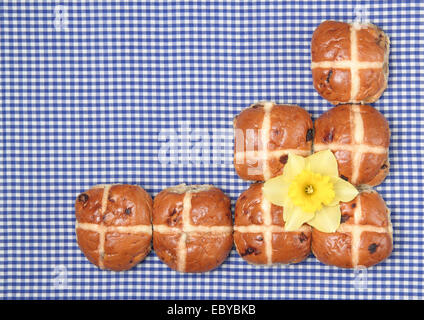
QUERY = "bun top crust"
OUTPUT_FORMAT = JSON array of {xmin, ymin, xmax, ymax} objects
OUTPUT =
[
  {"xmin": 234, "ymin": 183, "xmax": 311, "ymax": 265},
  {"xmin": 75, "ymin": 187, "xmax": 104, "ymax": 224},
  {"xmin": 312, "ymin": 20, "xmax": 388, "ymax": 62},
  {"xmin": 312, "ymin": 20, "xmax": 352, "ymax": 62},
  {"xmin": 314, "ymin": 104, "xmax": 390, "ymax": 148},
  {"xmin": 165, "ymin": 184, "xmax": 215, "ymax": 194},
  {"xmin": 356, "ymin": 24, "xmax": 388, "ymax": 62},
  {"xmin": 234, "ymin": 103, "xmax": 265, "ymax": 152},
  {"xmin": 152, "ymin": 189, "xmax": 185, "ymax": 228},
  {"xmin": 234, "ymin": 102, "xmax": 313, "ymax": 181},
  {"xmin": 75, "ymin": 184, "xmax": 153, "ymax": 271},
  {"xmin": 311, "ymin": 20, "xmax": 389, "ymax": 104},
  {"xmin": 339, "ymin": 190, "xmax": 391, "ymax": 228},
  {"xmin": 268, "ymin": 104, "xmax": 313, "ymax": 150},
  {"xmin": 234, "ymin": 102, "xmax": 312, "ymax": 151},
  {"xmin": 75, "ymin": 184, "xmax": 152, "ymax": 226},
  {"xmin": 103, "ymin": 184, "xmax": 152, "ymax": 226},
  {"xmin": 235, "ymin": 182, "xmax": 285, "ymax": 227},
  {"xmin": 314, "ymin": 104, "xmax": 354, "ymax": 145},
  {"xmin": 190, "ymin": 188, "xmax": 232, "ymax": 226},
  {"xmin": 153, "ymin": 184, "xmax": 233, "ymax": 273},
  {"xmin": 153, "ymin": 184, "xmax": 232, "ymax": 227},
  {"xmin": 312, "ymin": 190, "xmax": 393, "ymax": 268},
  {"xmin": 314, "ymin": 104, "xmax": 390, "ymax": 186}
]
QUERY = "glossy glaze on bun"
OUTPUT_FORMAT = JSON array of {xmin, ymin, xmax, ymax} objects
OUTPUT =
[
  {"xmin": 153, "ymin": 184, "xmax": 233, "ymax": 273},
  {"xmin": 234, "ymin": 102, "xmax": 313, "ymax": 181},
  {"xmin": 234, "ymin": 183, "xmax": 311, "ymax": 265},
  {"xmin": 311, "ymin": 20, "xmax": 389, "ymax": 104},
  {"xmin": 314, "ymin": 104, "xmax": 390, "ymax": 187},
  {"xmin": 312, "ymin": 190, "xmax": 393, "ymax": 268},
  {"xmin": 75, "ymin": 184, "xmax": 153, "ymax": 271}
]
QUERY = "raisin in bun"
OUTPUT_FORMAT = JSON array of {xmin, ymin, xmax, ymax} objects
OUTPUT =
[
  {"xmin": 153, "ymin": 184, "xmax": 233, "ymax": 273},
  {"xmin": 312, "ymin": 190, "xmax": 393, "ymax": 268},
  {"xmin": 314, "ymin": 104, "xmax": 390, "ymax": 187},
  {"xmin": 234, "ymin": 102, "xmax": 313, "ymax": 181},
  {"xmin": 75, "ymin": 184, "xmax": 153, "ymax": 271},
  {"xmin": 234, "ymin": 183, "xmax": 311, "ymax": 265},
  {"xmin": 311, "ymin": 20, "xmax": 389, "ymax": 104}
]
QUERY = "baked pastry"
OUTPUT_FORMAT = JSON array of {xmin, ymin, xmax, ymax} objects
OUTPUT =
[
  {"xmin": 234, "ymin": 183, "xmax": 311, "ymax": 265},
  {"xmin": 314, "ymin": 104, "xmax": 390, "ymax": 186},
  {"xmin": 153, "ymin": 184, "xmax": 233, "ymax": 273},
  {"xmin": 75, "ymin": 184, "xmax": 153, "ymax": 271},
  {"xmin": 312, "ymin": 190, "xmax": 393, "ymax": 268},
  {"xmin": 311, "ymin": 20, "xmax": 389, "ymax": 104},
  {"xmin": 234, "ymin": 102, "xmax": 313, "ymax": 181}
]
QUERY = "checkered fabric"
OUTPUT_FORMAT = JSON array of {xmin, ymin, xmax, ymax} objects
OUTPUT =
[{"xmin": 1, "ymin": 1, "xmax": 423, "ymax": 300}]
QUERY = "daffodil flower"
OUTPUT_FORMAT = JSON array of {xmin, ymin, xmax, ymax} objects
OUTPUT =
[{"xmin": 263, "ymin": 150, "xmax": 359, "ymax": 233}]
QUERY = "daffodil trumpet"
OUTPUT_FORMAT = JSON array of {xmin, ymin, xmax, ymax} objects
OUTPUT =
[{"xmin": 263, "ymin": 150, "xmax": 359, "ymax": 233}]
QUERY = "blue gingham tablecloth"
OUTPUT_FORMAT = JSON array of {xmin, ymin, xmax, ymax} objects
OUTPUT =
[{"xmin": 1, "ymin": 0, "xmax": 423, "ymax": 300}]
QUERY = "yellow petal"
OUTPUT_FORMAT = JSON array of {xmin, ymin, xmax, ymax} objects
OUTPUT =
[
  {"xmin": 283, "ymin": 200, "xmax": 295, "ymax": 222},
  {"xmin": 307, "ymin": 205, "xmax": 341, "ymax": 233},
  {"xmin": 263, "ymin": 175, "xmax": 290, "ymax": 207},
  {"xmin": 282, "ymin": 153, "xmax": 306, "ymax": 182},
  {"xmin": 328, "ymin": 177, "xmax": 359, "ymax": 206},
  {"xmin": 284, "ymin": 206, "xmax": 314, "ymax": 231},
  {"xmin": 306, "ymin": 150, "xmax": 339, "ymax": 178}
]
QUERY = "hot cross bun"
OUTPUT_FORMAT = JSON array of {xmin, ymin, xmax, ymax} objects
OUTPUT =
[
  {"xmin": 312, "ymin": 190, "xmax": 393, "ymax": 268},
  {"xmin": 311, "ymin": 20, "xmax": 389, "ymax": 104},
  {"xmin": 153, "ymin": 184, "xmax": 233, "ymax": 273},
  {"xmin": 234, "ymin": 102, "xmax": 313, "ymax": 181},
  {"xmin": 314, "ymin": 104, "xmax": 390, "ymax": 187},
  {"xmin": 75, "ymin": 184, "xmax": 153, "ymax": 271},
  {"xmin": 234, "ymin": 183, "xmax": 312, "ymax": 265}
]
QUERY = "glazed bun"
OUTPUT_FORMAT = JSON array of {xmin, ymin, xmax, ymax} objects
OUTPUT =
[
  {"xmin": 75, "ymin": 184, "xmax": 153, "ymax": 271},
  {"xmin": 234, "ymin": 183, "xmax": 311, "ymax": 265},
  {"xmin": 314, "ymin": 104, "xmax": 390, "ymax": 187},
  {"xmin": 312, "ymin": 190, "xmax": 393, "ymax": 268},
  {"xmin": 153, "ymin": 184, "xmax": 233, "ymax": 273},
  {"xmin": 234, "ymin": 101, "xmax": 313, "ymax": 181},
  {"xmin": 311, "ymin": 20, "xmax": 389, "ymax": 104}
]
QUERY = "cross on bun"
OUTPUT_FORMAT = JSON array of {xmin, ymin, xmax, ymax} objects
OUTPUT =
[
  {"xmin": 314, "ymin": 104, "xmax": 390, "ymax": 187},
  {"xmin": 312, "ymin": 190, "xmax": 393, "ymax": 268},
  {"xmin": 153, "ymin": 184, "xmax": 233, "ymax": 273},
  {"xmin": 75, "ymin": 184, "xmax": 153, "ymax": 271},
  {"xmin": 234, "ymin": 102, "xmax": 313, "ymax": 181},
  {"xmin": 311, "ymin": 20, "xmax": 389, "ymax": 104},
  {"xmin": 234, "ymin": 183, "xmax": 311, "ymax": 265}
]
